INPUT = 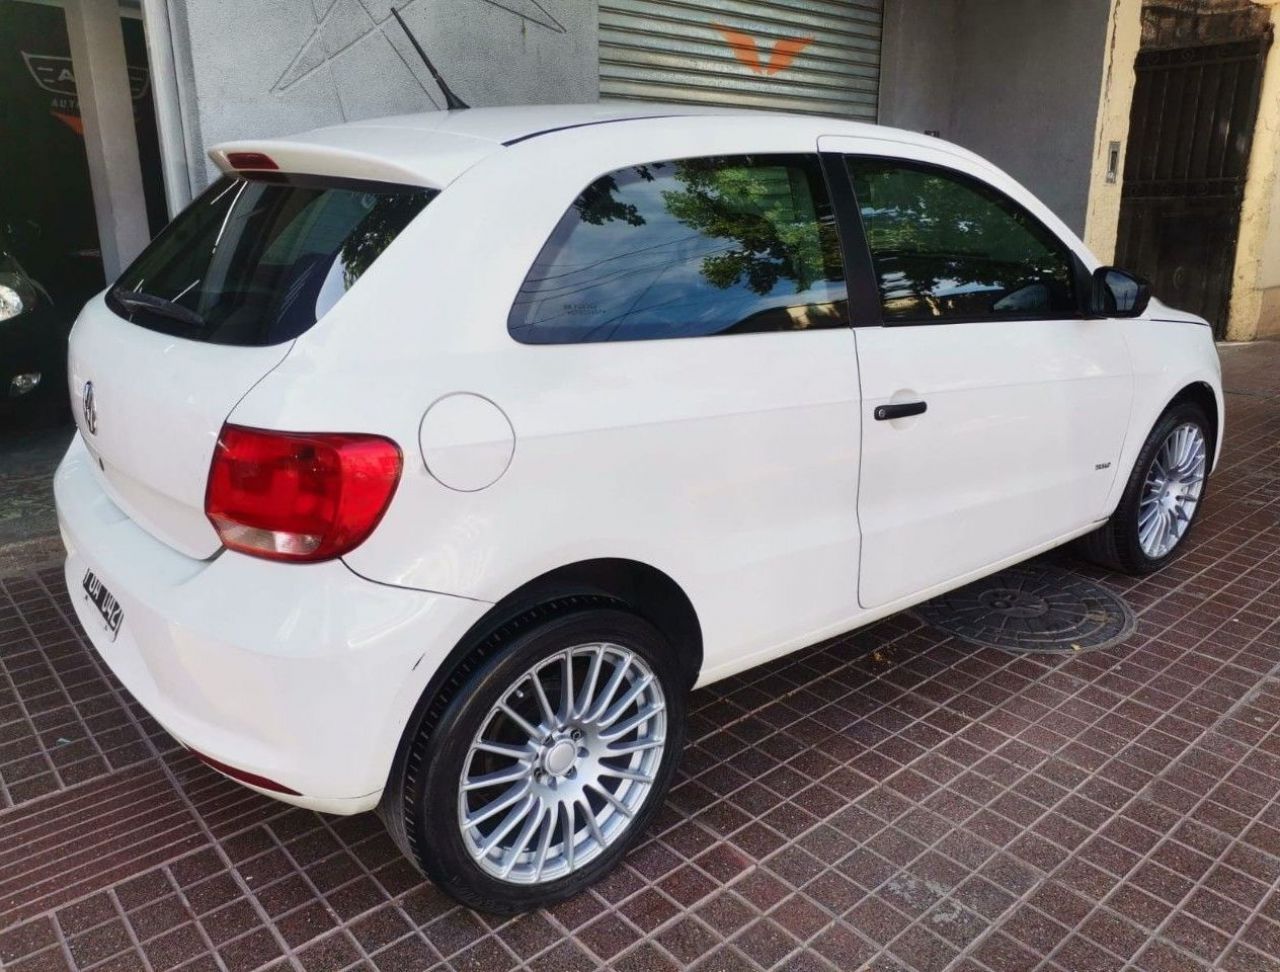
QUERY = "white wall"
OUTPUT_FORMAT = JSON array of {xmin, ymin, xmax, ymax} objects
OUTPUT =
[
  {"xmin": 153, "ymin": 0, "xmax": 599, "ymax": 202},
  {"xmin": 880, "ymin": 0, "xmax": 1112, "ymax": 234},
  {"xmin": 878, "ymin": 0, "xmax": 957, "ymax": 138}
]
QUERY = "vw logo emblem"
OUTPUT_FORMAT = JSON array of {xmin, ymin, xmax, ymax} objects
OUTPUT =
[{"xmin": 82, "ymin": 381, "xmax": 97, "ymax": 435}]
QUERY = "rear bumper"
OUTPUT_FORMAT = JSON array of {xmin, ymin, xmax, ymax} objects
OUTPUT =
[{"xmin": 54, "ymin": 433, "xmax": 488, "ymax": 813}]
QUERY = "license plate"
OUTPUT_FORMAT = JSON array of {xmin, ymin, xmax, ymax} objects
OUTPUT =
[{"xmin": 82, "ymin": 568, "xmax": 124, "ymax": 641}]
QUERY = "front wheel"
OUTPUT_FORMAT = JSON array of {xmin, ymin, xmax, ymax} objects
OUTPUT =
[
  {"xmin": 1077, "ymin": 400, "xmax": 1211, "ymax": 574},
  {"xmin": 387, "ymin": 607, "xmax": 686, "ymax": 913}
]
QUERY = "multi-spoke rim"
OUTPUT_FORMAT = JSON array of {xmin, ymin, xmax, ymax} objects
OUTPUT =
[
  {"xmin": 457, "ymin": 643, "xmax": 666, "ymax": 885},
  {"xmin": 1139, "ymin": 421, "xmax": 1207, "ymax": 559}
]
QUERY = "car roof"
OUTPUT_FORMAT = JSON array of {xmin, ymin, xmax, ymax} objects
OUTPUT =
[
  {"xmin": 209, "ymin": 101, "xmax": 955, "ymax": 188},
  {"xmin": 340, "ymin": 101, "xmax": 757, "ymax": 144}
]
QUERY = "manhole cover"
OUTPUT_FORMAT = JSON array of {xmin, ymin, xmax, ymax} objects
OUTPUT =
[{"xmin": 912, "ymin": 563, "xmax": 1136, "ymax": 653}]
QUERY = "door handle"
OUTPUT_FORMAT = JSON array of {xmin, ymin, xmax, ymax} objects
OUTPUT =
[{"xmin": 874, "ymin": 401, "xmax": 927, "ymax": 421}]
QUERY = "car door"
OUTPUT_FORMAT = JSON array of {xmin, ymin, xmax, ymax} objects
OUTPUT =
[{"xmin": 820, "ymin": 139, "xmax": 1133, "ymax": 610}]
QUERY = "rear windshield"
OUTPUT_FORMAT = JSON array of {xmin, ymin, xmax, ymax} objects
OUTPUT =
[{"xmin": 108, "ymin": 174, "xmax": 435, "ymax": 346}]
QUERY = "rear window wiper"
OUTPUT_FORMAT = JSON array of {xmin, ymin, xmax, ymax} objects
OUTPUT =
[{"xmin": 110, "ymin": 286, "xmax": 206, "ymax": 330}]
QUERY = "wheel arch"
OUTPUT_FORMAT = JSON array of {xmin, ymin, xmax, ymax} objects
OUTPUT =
[
  {"xmin": 465, "ymin": 558, "xmax": 704, "ymax": 688},
  {"xmin": 1101, "ymin": 372, "xmax": 1222, "ymax": 525},
  {"xmin": 1165, "ymin": 380, "xmax": 1220, "ymax": 472},
  {"xmin": 379, "ymin": 558, "xmax": 702, "ymax": 826},
  {"xmin": 1078, "ymin": 377, "xmax": 1219, "ymax": 574}
]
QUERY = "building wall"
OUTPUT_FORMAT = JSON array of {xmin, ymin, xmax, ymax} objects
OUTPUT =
[
  {"xmin": 1228, "ymin": 0, "xmax": 1280, "ymax": 340},
  {"xmin": 1082, "ymin": 0, "xmax": 1141, "ymax": 263},
  {"xmin": 157, "ymin": 0, "xmax": 599, "ymax": 200},
  {"xmin": 1262, "ymin": 167, "xmax": 1280, "ymax": 294},
  {"xmin": 879, "ymin": 0, "xmax": 1111, "ymax": 236},
  {"xmin": 875, "ymin": 0, "xmax": 956, "ymax": 137}
]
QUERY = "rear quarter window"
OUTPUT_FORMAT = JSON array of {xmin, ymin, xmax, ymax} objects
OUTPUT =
[
  {"xmin": 108, "ymin": 174, "xmax": 435, "ymax": 346},
  {"xmin": 509, "ymin": 154, "xmax": 847, "ymax": 344}
]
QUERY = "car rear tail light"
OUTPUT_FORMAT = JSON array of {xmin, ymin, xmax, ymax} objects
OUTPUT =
[
  {"xmin": 225, "ymin": 151, "xmax": 278, "ymax": 171},
  {"xmin": 205, "ymin": 424, "xmax": 402, "ymax": 563}
]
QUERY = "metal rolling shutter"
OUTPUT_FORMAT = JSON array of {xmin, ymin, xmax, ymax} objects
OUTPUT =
[{"xmin": 599, "ymin": 0, "xmax": 882, "ymax": 120}]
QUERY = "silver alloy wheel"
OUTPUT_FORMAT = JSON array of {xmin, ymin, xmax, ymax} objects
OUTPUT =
[
  {"xmin": 457, "ymin": 643, "xmax": 666, "ymax": 885},
  {"xmin": 1138, "ymin": 421, "xmax": 1207, "ymax": 559}
]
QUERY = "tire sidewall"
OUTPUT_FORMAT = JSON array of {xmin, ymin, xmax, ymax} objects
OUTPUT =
[
  {"xmin": 407, "ymin": 608, "xmax": 686, "ymax": 912},
  {"xmin": 1118, "ymin": 402, "xmax": 1211, "ymax": 571}
]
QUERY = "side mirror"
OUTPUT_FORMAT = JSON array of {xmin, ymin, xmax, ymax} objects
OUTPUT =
[{"xmin": 1091, "ymin": 266, "xmax": 1151, "ymax": 317}]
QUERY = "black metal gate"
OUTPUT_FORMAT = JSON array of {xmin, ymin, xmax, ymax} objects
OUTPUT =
[{"xmin": 1115, "ymin": 32, "xmax": 1272, "ymax": 337}]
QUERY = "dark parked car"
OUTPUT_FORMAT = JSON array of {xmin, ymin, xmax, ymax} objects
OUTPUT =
[{"xmin": 0, "ymin": 230, "xmax": 69, "ymax": 424}]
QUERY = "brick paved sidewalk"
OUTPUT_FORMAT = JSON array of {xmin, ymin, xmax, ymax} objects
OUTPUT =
[
  {"xmin": 2, "ymin": 342, "xmax": 1279, "ymax": 972},
  {"xmin": 0, "ymin": 423, "xmax": 72, "ymax": 576}
]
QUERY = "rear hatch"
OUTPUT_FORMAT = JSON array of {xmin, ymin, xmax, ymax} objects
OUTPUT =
[{"xmin": 68, "ymin": 171, "xmax": 436, "ymax": 559}]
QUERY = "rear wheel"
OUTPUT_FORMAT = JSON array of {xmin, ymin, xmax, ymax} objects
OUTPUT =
[
  {"xmin": 1077, "ymin": 401, "xmax": 1210, "ymax": 574},
  {"xmin": 386, "ymin": 607, "xmax": 686, "ymax": 913}
]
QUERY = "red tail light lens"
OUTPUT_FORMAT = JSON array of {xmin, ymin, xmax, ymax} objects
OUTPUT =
[
  {"xmin": 225, "ymin": 151, "xmax": 278, "ymax": 171},
  {"xmin": 206, "ymin": 425, "xmax": 402, "ymax": 563}
]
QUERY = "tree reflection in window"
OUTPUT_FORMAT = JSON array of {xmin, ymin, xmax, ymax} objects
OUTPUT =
[
  {"xmin": 509, "ymin": 154, "xmax": 847, "ymax": 344},
  {"xmin": 338, "ymin": 190, "xmax": 434, "ymax": 288},
  {"xmin": 847, "ymin": 160, "xmax": 1076, "ymax": 323}
]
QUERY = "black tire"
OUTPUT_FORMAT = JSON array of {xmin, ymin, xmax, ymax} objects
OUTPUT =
[
  {"xmin": 383, "ymin": 606, "xmax": 686, "ymax": 914},
  {"xmin": 1076, "ymin": 400, "xmax": 1211, "ymax": 575}
]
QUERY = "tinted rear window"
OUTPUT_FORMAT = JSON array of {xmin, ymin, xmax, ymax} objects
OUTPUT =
[{"xmin": 108, "ymin": 174, "xmax": 434, "ymax": 346}]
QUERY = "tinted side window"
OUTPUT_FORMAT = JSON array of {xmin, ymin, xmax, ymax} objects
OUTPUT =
[
  {"xmin": 846, "ymin": 159, "xmax": 1078, "ymax": 324},
  {"xmin": 509, "ymin": 155, "xmax": 847, "ymax": 343}
]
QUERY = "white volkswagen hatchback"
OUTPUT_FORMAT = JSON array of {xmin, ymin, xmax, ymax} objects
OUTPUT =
[{"xmin": 55, "ymin": 103, "xmax": 1221, "ymax": 912}]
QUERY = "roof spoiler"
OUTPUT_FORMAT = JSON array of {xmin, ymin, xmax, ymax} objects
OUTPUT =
[{"xmin": 207, "ymin": 139, "xmax": 447, "ymax": 188}]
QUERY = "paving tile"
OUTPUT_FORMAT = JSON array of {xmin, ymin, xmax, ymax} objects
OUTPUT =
[
  {"xmin": 217, "ymin": 927, "xmax": 284, "ymax": 972},
  {"xmin": 126, "ymin": 895, "xmax": 191, "ymax": 943},
  {"xmin": 65, "ymin": 920, "xmax": 132, "ymax": 968},
  {"xmin": 295, "ymin": 931, "xmax": 361, "ymax": 972},
  {"xmin": 450, "ymin": 934, "xmax": 517, "ymax": 972},
  {"xmin": 142, "ymin": 924, "xmax": 208, "ymax": 972},
  {"xmin": 490, "ymin": 911, "xmax": 560, "ymax": 959},
  {"xmin": 526, "ymin": 939, "xmax": 595, "ymax": 972},
  {"xmin": 200, "ymin": 899, "xmax": 261, "ymax": 947},
  {"xmin": 9, "ymin": 946, "xmax": 74, "ymax": 972},
  {"xmin": 274, "ymin": 900, "xmax": 337, "ymax": 949},
  {"xmin": 369, "ymin": 933, "xmax": 436, "ymax": 972},
  {"xmin": 733, "ymin": 917, "xmax": 802, "ymax": 968},
  {"xmin": 0, "ymin": 916, "xmax": 59, "ymax": 963},
  {"xmin": 54, "ymin": 895, "xmax": 115, "ymax": 937},
  {"xmin": 656, "ymin": 916, "xmax": 720, "ymax": 965},
  {"xmin": 576, "ymin": 910, "xmax": 641, "ymax": 962}
]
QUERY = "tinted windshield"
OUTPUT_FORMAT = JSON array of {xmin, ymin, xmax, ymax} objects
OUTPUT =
[{"xmin": 109, "ymin": 174, "xmax": 434, "ymax": 346}]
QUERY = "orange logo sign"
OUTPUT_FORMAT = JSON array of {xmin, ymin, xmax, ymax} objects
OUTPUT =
[{"xmin": 714, "ymin": 24, "xmax": 814, "ymax": 76}]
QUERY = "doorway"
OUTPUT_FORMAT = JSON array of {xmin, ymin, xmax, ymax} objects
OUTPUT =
[{"xmin": 1115, "ymin": 3, "xmax": 1272, "ymax": 337}]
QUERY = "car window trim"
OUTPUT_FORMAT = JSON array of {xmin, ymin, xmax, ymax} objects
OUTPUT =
[
  {"xmin": 841, "ymin": 154, "xmax": 1093, "ymax": 328},
  {"xmin": 237, "ymin": 171, "xmax": 436, "ymax": 195},
  {"xmin": 818, "ymin": 152, "xmax": 883, "ymax": 328},
  {"xmin": 502, "ymin": 115, "xmax": 685, "ymax": 146}
]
